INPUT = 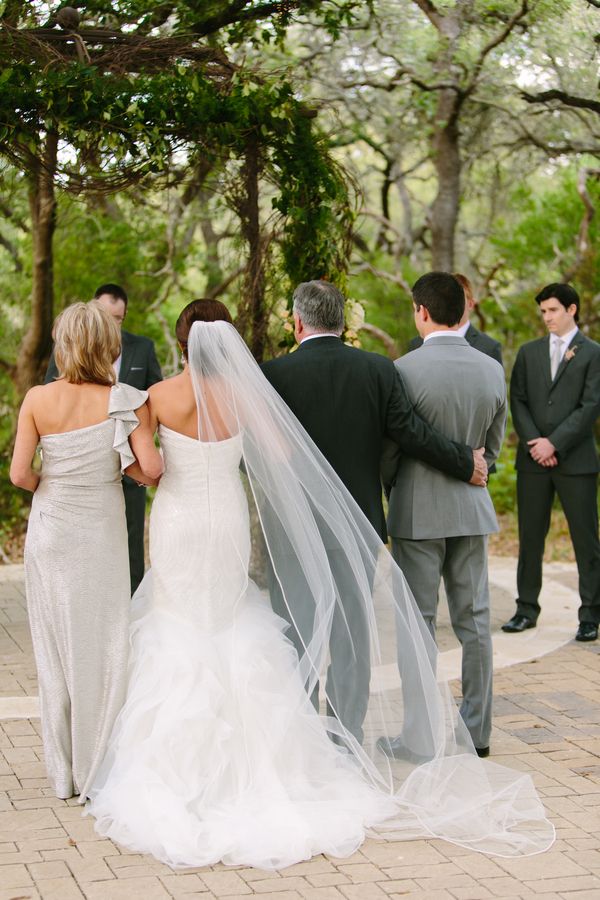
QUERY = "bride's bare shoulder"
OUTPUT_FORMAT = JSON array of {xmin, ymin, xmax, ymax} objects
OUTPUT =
[{"xmin": 149, "ymin": 372, "xmax": 187, "ymax": 397}]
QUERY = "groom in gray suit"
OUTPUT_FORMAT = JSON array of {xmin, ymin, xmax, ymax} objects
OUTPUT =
[{"xmin": 382, "ymin": 272, "xmax": 506, "ymax": 757}]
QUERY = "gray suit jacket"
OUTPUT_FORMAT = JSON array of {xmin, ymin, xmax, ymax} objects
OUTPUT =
[
  {"xmin": 408, "ymin": 324, "xmax": 503, "ymax": 366},
  {"xmin": 384, "ymin": 336, "xmax": 506, "ymax": 539}
]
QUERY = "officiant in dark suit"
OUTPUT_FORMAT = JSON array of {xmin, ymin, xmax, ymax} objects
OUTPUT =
[
  {"xmin": 45, "ymin": 283, "xmax": 162, "ymax": 594},
  {"xmin": 262, "ymin": 279, "xmax": 487, "ymax": 743},
  {"xmin": 502, "ymin": 283, "xmax": 600, "ymax": 642}
]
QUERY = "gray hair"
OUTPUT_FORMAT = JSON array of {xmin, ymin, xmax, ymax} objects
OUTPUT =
[{"xmin": 292, "ymin": 281, "xmax": 345, "ymax": 334}]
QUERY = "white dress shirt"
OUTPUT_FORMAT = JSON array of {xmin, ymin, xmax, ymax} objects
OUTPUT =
[
  {"xmin": 423, "ymin": 329, "xmax": 462, "ymax": 342},
  {"xmin": 300, "ymin": 333, "xmax": 341, "ymax": 343},
  {"xmin": 549, "ymin": 326, "xmax": 578, "ymax": 366}
]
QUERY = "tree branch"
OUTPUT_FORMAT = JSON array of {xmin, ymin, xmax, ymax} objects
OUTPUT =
[
  {"xmin": 341, "ymin": 71, "xmax": 461, "ymax": 93},
  {"xmin": 192, "ymin": 1, "xmax": 297, "ymax": 38},
  {"xmin": 357, "ymin": 322, "xmax": 398, "ymax": 359},
  {"xmin": 563, "ymin": 167, "xmax": 600, "ymax": 282},
  {"xmin": 521, "ymin": 89, "xmax": 600, "ymax": 115},
  {"xmin": 465, "ymin": 0, "xmax": 529, "ymax": 96},
  {"xmin": 0, "ymin": 231, "xmax": 22, "ymax": 271},
  {"xmin": 351, "ymin": 260, "xmax": 412, "ymax": 295},
  {"xmin": 206, "ymin": 264, "xmax": 246, "ymax": 300},
  {"xmin": 411, "ymin": 0, "xmax": 444, "ymax": 32}
]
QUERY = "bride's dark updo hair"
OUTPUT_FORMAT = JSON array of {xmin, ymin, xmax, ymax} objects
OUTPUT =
[{"xmin": 176, "ymin": 299, "xmax": 233, "ymax": 360}]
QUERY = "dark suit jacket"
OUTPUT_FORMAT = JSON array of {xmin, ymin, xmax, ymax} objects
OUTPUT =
[
  {"xmin": 511, "ymin": 332, "xmax": 600, "ymax": 475},
  {"xmin": 262, "ymin": 336, "xmax": 473, "ymax": 542},
  {"xmin": 409, "ymin": 324, "xmax": 503, "ymax": 366},
  {"xmin": 45, "ymin": 329, "xmax": 162, "ymax": 389}
]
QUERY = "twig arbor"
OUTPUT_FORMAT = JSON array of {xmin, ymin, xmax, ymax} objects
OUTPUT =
[{"xmin": 0, "ymin": 6, "xmax": 352, "ymax": 392}]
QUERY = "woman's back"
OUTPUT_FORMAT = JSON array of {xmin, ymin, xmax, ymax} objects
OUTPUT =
[{"xmin": 30, "ymin": 380, "xmax": 113, "ymax": 436}]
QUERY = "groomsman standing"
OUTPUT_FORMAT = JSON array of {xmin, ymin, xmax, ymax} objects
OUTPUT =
[
  {"xmin": 45, "ymin": 284, "xmax": 162, "ymax": 593},
  {"xmin": 382, "ymin": 272, "xmax": 506, "ymax": 757},
  {"xmin": 502, "ymin": 283, "xmax": 600, "ymax": 641},
  {"xmin": 408, "ymin": 273, "xmax": 503, "ymax": 365}
]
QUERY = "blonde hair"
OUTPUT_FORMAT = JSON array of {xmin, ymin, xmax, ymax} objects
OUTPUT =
[{"xmin": 53, "ymin": 301, "xmax": 121, "ymax": 385}]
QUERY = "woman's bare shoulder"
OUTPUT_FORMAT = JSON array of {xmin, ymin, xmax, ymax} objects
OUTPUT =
[
  {"xmin": 149, "ymin": 372, "xmax": 187, "ymax": 398},
  {"xmin": 150, "ymin": 371, "xmax": 182, "ymax": 389},
  {"xmin": 25, "ymin": 382, "xmax": 61, "ymax": 407}
]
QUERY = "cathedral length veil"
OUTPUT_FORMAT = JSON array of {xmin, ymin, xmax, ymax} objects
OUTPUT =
[{"xmin": 187, "ymin": 320, "xmax": 554, "ymax": 858}]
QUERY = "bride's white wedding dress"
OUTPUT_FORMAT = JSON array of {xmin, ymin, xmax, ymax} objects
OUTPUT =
[{"xmin": 87, "ymin": 425, "xmax": 396, "ymax": 869}]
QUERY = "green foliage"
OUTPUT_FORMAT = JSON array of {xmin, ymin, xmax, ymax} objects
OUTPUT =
[
  {"xmin": 488, "ymin": 441, "xmax": 518, "ymax": 516},
  {"xmin": 345, "ymin": 256, "xmax": 414, "ymax": 354},
  {"xmin": 0, "ymin": 55, "xmax": 352, "ymax": 288},
  {"xmin": 273, "ymin": 119, "xmax": 354, "ymax": 288},
  {"xmin": 0, "ymin": 373, "xmax": 26, "ymax": 549},
  {"xmin": 493, "ymin": 169, "xmax": 598, "ymax": 282}
]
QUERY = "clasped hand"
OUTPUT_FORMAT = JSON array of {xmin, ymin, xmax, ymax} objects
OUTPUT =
[{"xmin": 527, "ymin": 437, "xmax": 557, "ymax": 467}]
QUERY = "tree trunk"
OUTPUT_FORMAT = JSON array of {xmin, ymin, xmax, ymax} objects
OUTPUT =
[
  {"xmin": 430, "ymin": 90, "xmax": 460, "ymax": 272},
  {"xmin": 238, "ymin": 134, "xmax": 267, "ymax": 362},
  {"xmin": 15, "ymin": 131, "xmax": 58, "ymax": 396}
]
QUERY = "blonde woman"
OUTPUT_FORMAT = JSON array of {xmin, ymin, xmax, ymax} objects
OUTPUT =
[{"xmin": 10, "ymin": 301, "xmax": 163, "ymax": 801}]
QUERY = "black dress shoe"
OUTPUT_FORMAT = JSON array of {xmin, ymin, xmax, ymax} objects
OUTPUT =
[
  {"xmin": 476, "ymin": 746, "xmax": 489, "ymax": 758},
  {"xmin": 576, "ymin": 622, "xmax": 598, "ymax": 642},
  {"xmin": 376, "ymin": 736, "xmax": 432, "ymax": 764},
  {"xmin": 501, "ymin": 614, "xmax": 535, "ymax": 633}
]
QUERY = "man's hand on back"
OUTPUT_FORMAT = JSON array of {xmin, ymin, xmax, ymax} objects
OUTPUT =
[{"xmin": 469, "ymin": 447, "xmax": 488, "ymax": 487}]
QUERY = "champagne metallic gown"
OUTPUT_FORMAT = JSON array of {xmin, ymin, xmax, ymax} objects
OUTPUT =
[{"xmin": 24, "ymin": 384, "xmax": 147, "ymax": 801}]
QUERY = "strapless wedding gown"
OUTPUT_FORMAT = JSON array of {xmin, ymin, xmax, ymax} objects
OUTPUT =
[{"xmin": 87, "ymin": 426, "xmax": 396, "ymax": 869}]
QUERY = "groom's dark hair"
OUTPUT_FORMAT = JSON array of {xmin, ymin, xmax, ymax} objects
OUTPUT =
[{"xmin": 412, "ymin": 272, "xmax": 465, "ymax": 327}]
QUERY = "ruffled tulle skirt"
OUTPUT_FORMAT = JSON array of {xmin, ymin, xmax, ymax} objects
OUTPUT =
[{"xmin": 86, "ymin": 581, "xmax": 397, "ymax": 869}]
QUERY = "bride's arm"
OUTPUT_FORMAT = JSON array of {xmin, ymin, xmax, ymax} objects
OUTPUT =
[
  {"xmin": 125, "ymin": 402, "xmax": 164, "ymax": 485},
  {"xmin": 10, "ymin": 389, "xmax": 41, "ymax": 492}
]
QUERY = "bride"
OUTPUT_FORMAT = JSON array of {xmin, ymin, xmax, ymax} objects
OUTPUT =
[{"xmin": 86, "ymin": 299, "xmax": 554, "ymax": 868}]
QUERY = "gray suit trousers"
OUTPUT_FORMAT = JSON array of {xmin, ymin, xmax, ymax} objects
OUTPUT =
[{"xmin": 392, "ymin": 535, "xmax": 492, "ymax": 749}]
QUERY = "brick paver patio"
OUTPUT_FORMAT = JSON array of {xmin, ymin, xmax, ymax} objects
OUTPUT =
[{"xmin": 1, "ymin": 561, "xmax": 599, "ymax": 900}]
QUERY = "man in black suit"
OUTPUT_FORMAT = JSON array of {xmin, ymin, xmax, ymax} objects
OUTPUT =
[
  {"xmin": 408, "ymin": 273, "xmax": 502, "ymax": 366},
  {"xmin": 45, "ymin": 283, "xmax": 162, "ymax": 594},
  {"xmin": 262, "ymin": 280, "xmax": 487, "ymax": 742},
  {"xmin": 502, "ymin": 283, "xmax": 600, "ymax": 642}
]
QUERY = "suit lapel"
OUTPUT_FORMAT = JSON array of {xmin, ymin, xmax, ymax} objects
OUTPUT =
[
  {"xmin": 119, "ymin": 331, "xmax": 133, "ymax": 384},
  {"xmin": 465, "ymin": 324, "xmax": 478, "ymax": 347},
  {"xmin": 550, "ymin": 332, "xmax": 585, "ymax": 392},
  {"xmin": 537, "ymin": 336, "xmax": 552, "ymax": 391}
]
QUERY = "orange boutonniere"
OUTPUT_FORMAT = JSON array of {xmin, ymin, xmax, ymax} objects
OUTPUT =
[{"xmin": 565, "ymin": 347, "xmax": 578, "ymax": 362}]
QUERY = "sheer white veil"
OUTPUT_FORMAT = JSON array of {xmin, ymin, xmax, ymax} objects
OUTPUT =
[{"xmin": 186, "ymin": 320, "xmax": 554, "ymax": 857}]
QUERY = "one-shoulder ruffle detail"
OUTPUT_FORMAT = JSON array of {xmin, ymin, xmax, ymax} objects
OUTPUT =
[{"xmin": 108, "ymin": 383, "xmax": 148, "ymax": 472}]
